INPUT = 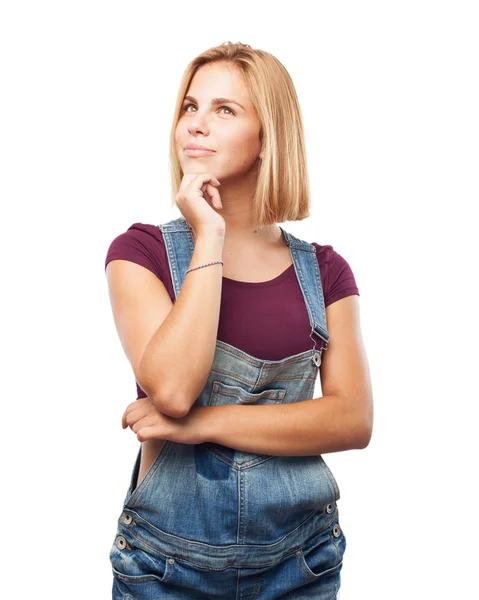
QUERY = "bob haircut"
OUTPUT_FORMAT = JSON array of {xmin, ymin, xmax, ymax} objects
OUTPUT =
[{"xmin": 169, "ymin": 41, "xmax": 312, "ymax": 230}]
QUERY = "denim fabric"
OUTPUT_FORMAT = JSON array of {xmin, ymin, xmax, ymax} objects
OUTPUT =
[{"xmin": 109, "ymin": 217, "xmax": 346, "ymax": 598}]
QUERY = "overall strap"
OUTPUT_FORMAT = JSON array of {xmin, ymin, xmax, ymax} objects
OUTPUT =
[
  {"xmin": 158, "ymin": 217, "xmax": 195, "ymax": 301},
  {"xmin": 279, "ymin": 227, "xmax": 330, "ymax": 350}
]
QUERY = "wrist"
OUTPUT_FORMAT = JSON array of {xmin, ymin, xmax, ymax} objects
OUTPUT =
[
  {"xmin": 196, "ymin": 230, "xmax": 225, "ymax": 247},
  {"xmin": 194, "ymin": 406, "xmax": 220, "ymax": 443}
]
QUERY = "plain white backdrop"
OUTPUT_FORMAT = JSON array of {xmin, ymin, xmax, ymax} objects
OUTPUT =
[{"xmin": 1, "ymin": 1, "xmax": 477, "ymax": 598}]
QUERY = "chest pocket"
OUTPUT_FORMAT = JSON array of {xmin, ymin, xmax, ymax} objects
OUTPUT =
[
  {"xmin": 209, "ymin": 380, "xmax": 286, "ymax": 406},
  {"xmin": 204, "ymin": 380, "xmax": 287, "ymax": 469}
]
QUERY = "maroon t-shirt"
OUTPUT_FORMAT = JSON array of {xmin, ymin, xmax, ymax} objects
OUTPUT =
[{"xmin": 105, "ymin": 223, "xmax": 360, "ymax": 398}]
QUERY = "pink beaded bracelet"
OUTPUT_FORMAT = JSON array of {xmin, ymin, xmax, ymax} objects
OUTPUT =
[{"xmin": 185, "ymin": 260, "xmax": 224, "ymax": 275}]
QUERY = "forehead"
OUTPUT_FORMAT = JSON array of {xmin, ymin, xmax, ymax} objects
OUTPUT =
[{"xmin": 186, "ymin": 63, "xmax": 251, "ymax": 107}]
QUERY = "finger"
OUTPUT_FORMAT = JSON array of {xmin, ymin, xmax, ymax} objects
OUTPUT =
[
  {"xmin": 193, "ymin": 173, "xmax": 221, "ymax": 189},
  {"xmin": 122, "ymin": 403, "xmax": 135, "ymax": 429},
  {"xmin": 124, "ymin": 403, "xmax": 150, "ymax": 429},
  {"xmin": 206, "ymin": 183, "xmax": 222, "ymax": 208},
  {"xmin": 136, "ymin": 425, "xmax": 164, "ymax": 442},
  {"xmin": 129, "ymin": 411, "xmax": 162, "ymax": 433},
  {"xmin": 179, "ymin": 173, "xmax": 197, "ymax": 191}
]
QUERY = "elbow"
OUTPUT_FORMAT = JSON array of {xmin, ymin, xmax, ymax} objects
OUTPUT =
[
  {"xmin": 150, "ymin": 389, "xmax": 191, "ymax": 419},
  {"xmin": 355, "ymin": 417, "xmax": 373, "ymax": 449},
  {"xmin": 352, "ymin": 393, "xmax": 374, "ymax": 449},
  {"xmin": 138, "ymin": 365, "xmax": 191, "ymax": 419},
  {"xmin": 356, "ymin": 428, "xmax": 372, "ymax": 449}
]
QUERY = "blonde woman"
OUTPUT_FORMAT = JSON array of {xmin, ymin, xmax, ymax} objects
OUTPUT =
[{"xmin": 105, "ymin": 41, "xmax": 373, "ymax": 599}]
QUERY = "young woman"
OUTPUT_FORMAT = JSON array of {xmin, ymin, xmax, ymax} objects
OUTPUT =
[{"xmin": 105, "ymin": 41, "xmax": 373, "ymax": 600}]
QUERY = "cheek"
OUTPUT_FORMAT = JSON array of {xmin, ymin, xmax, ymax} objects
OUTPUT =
[
  {"xmin": 174, "ymin": 121, "xmax": 186, "ymax": 144},
  {"xmin": 224, "ymin": 131, "xmax": 260, "ymax": 163}
]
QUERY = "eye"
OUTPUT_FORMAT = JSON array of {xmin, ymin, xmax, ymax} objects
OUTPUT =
[
  {"xmin": 219, "ymin": 106, "xmax": 235, "ymax": 115},
  {"xmin": 182, "ymin": 104, "xmax": 235, "ymax": 116}
]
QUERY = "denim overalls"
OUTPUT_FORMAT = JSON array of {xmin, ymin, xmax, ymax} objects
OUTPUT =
[{"xmin": 109, "ymin": 217, "xmax": 347, "ymax": 599}]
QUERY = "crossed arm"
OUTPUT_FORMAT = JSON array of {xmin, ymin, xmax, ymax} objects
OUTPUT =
[{"xmin": 123, "ymin": 295, "xmax": 374, "ymax": 456}]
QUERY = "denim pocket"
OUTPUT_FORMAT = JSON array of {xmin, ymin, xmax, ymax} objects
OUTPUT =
[
  {"xmin": 206, "ymin": 381, "xmax": 288, "ymax": 469},
  {"xmin": 297, "ymin": 518, "xmax": 344, "ymax": 583},
  {"xmin": 209, "ymin": 381, "xmax": 286, "ymax": 406},
  {"xmin": 204, "ymin": 381, "xmax": 286, "ymax": 470},
  {"xmin": 109, "ymin": 538, "xmax": 175, "ymax": 586}
]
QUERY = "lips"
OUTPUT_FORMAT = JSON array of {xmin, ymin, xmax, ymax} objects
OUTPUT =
[
  {"xmin": 184, "ymin": 147, "xmax": 216, "ymax": 157},
  {"xmin": 184, "ymin": 144, "xmax": 215, "ymax": 151}
]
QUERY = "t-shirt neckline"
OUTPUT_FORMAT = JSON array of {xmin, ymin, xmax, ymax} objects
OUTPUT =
[{"xmin": 222, "ymin": 263, "xmax": 295, "ymax": 288}]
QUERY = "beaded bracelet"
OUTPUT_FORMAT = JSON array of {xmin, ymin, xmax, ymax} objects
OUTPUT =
[{"xmin": 185, "ymin": 260, "xmax": 224, "ymax": 275}]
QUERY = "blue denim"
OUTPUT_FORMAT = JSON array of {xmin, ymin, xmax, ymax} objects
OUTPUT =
[{"xmin": 109, "ymin": 217, "xmax": 347, "ymax": 598}]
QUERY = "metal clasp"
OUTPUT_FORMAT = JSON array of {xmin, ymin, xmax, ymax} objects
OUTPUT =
[{"xmin": 310, "ymin": 324, "xmax": 323, "ymax": 367}]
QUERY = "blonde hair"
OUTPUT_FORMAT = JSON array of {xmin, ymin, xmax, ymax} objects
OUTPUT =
[{"xmin": 169, "ymin": 42, "xmax": 312, "ymax": 229}]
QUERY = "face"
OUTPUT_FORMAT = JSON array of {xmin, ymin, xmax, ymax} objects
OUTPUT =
[{"xmin": 175, "ymin": 62, "xmax": 263, "ymax": 181}]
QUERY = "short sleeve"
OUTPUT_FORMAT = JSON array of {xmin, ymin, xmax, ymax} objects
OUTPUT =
[
  {"xmin": 311, "ymin": 243, "xmax": 360, "ymax": 307},
  {"xmin": 104, "ymin": 222, "xmax": 166, "ymax": 282},
  {"xmin": 104, "ymin": 223, "xmax": 172, "ymax": 400}
]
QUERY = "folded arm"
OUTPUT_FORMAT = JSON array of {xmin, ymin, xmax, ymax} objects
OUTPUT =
[{"xmin": 198, "ymin": 295, "xmax": 374, "ymax": 456}]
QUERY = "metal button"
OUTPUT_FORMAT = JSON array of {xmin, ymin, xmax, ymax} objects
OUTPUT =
[
  {"xmin": 332, "ymin": 524, "xmax": 341, "ymax": 538},
  {"xmin": 115, "ymin": 535, "xmax": 127, "ymax": 550},
  {"xmin": 168, "ymin": 558, "xmax": 175, "ymax": 565},
  {"xmin": 121, "ymin": 513, "xmax": 132, "ymax": 524},
  {"xmin": 326, "ymin": 502, "xmax": 335, "ymax": 514},
  {"xmin": 312, "ymin": 353, "xmax": 322, "ymax": 367}
]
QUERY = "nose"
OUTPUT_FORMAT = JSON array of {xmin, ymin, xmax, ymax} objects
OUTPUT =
[
  {"xmin": 187, "ymin": 113, "xmax": 210, "ymax": 136},
  {"xmin": 188, "ymin": 124, "xmax": 210, "ymax": 137}
]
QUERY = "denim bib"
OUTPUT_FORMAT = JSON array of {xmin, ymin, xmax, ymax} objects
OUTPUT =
[{"xmin": 117, "ymin": 217, "xmax": 341, "ymax": 569}]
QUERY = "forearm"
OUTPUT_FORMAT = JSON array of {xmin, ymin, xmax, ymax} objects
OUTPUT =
[
  {"xmin": 140, "ymin": 234, "xmax": 224, "ymax": 417},
  {"xmin": 200, "ymin": 395, "xmax": 370, "ymax": 456}
]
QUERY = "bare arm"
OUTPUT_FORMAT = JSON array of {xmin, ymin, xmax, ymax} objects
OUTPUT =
[
  {"xmin": 139, "ymin": 233, "xmax": 224, "ymax": 416},
  {"xmin": 106, "ymin": 232, "xmax": 224, "ymax": 418}
]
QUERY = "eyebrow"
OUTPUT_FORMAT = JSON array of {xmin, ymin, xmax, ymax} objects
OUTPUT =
[{"xmin": 183, "ymin": 95, "xmax": 245, "ymax": 111}]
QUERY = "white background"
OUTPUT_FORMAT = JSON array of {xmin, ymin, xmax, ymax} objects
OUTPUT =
[{"xmin": 1, "ymin": 1, "xmax": 477, "ymax": 598}]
